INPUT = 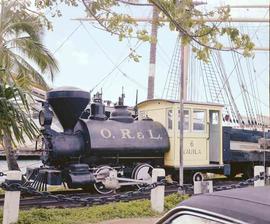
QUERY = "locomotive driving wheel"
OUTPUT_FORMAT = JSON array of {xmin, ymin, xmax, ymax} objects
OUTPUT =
[
  {"xmin": 94, "ymin": 165, "xmax": 114, "ymax": 195},
  {"xmin": 131, "ymin": 163, "xmax": 153, "ymax": 188}
]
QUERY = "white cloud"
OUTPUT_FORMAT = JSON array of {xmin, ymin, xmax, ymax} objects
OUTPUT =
[
  {"xmin": 54, "ymin": 40, "xmax": 90, "ymax": 65},
  {"xmin": 71, "ymin": 51, "xmax": 90, "ymax": 65}
]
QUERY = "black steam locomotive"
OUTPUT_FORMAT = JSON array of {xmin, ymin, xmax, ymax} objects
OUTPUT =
[{"xmin": 27, "ymin": 87, "xmax": 169, "ymax": 193}]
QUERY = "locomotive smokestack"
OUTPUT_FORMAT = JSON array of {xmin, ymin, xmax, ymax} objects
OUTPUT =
[{"xmin": 47, "ymin": 87, "xmax": 90, "ymax": 132}]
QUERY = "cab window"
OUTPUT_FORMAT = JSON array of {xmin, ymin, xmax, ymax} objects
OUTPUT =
[
  {"xmin": 192, "ymin": 110, "xmax": 205, "ymax": 132},
  {"xmin": 178, "ymin": 109, "xmax": 190, "ymax": 131},
  {"xmin": 167, "ymin": 109, "xmax": 173, "ymax": 130}
]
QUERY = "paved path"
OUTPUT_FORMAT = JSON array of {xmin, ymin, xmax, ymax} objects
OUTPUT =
[{"xmin": 98, "ymin": 217, "xmax": 159, "ymax": 224}]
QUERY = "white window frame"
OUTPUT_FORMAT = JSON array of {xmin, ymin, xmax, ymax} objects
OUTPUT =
[
  {"xmin": 177, "ymin": 109, "xmax": 190, "ymax": 132},
  {"xmin": 192, "ymin": 109, "xmax": 206, "ymax": 132}
]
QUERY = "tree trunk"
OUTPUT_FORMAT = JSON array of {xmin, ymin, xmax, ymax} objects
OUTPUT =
[{"xmin": 3, "ymin": 134, "xmax": 20, "ymax": 170}]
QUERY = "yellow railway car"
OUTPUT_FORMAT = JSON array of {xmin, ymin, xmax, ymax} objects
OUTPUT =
[{"xmin": 137, "ymin": 99, "xmax": 224, "ymax": 177}]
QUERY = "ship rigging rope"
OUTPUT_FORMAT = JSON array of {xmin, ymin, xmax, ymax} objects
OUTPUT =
[
  {"xmin": 90, "ymin": 41, "xmax": 143, "ymax": 93},
  {"xmin": 250, "ymin": 36, "xmax": 267, "ymax": 125},
  {"xmin": 230, "ymin": 51, "xmax": 269, "ymax": 114},
  {"xmin": 246, "ymin": 56, "xmax": 263, "ymax": 125},
  {"xmin": 254, "ymin": 66, "xmax": 268, "ymax": 125},
  {"xmin": 195, "ymin": 46, "xmax": 228, "ymax": 109},
  {"xmin": 236, "ymin": 88, "xmax": 270, "ymax": 109},
  {"xmin": 242, "ymin": 25, "xmax": 264, "ymax": 126},
  {"xmin": 211, "ymin": 8, "xmax": 269, "ymax": 103},
  {"xmin": 230, "ymin": 46, "xmax": 254, "ymax": 125},
  {"xmin": 53, "ymin": 24, "xmax": 82, "ymax": 55},
  {"xmin": 80, "ymin": 22, "xmax": 148, "ymax": 93},
  {"xmin": 210, "ymin": 18, "xmax": 269, "ymax": 127},
  {"xmin": 162, "ymin": 34, "xmax": 181, "ymax": 99},
  {"xmin": 80, "ymin": 20, "xmax": 153, "ymax": 95},
  {"xmin": 199, "ymin": 59, "xmax": 209, "ymax": 103},
  {"xmin": 160, "ymin": 7, "xmax": 268, "ymax": 126},
  {"xmin": 157, "ymin": 42, "xmax": 171, "ymax": 66},
  {"xmin": 211, "ymin": 52, "xmax": 238, "ymax": 123},
  {"xmin": 233, "ymin": 70, "xmax": 266, "ymax": 125},
  {"xmin": 230, "ymin": 25, "xmax": 260, "ymax": 126}
]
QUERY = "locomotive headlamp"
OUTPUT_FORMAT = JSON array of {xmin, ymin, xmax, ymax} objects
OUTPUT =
[{"xmin": 39, "ymin": 105, "xmax": 53, "ymax": 127}]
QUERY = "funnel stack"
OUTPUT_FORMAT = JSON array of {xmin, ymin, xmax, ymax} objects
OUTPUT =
[{"xmin": 47, "ymin": 87, "xmax": 90, "ymax": 132}]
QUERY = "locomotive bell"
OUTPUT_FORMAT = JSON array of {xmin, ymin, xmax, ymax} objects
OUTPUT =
[
  {"xmin": 90, "ymin": 92, "xmax": 107, "ymax": 120},
  {"xmin": 109, "ymin": 92, "xmax": 133, "ymax": 123},
  {"xmin": 46, "ymin": 86, "xmax": 90, "ymax": 132}
]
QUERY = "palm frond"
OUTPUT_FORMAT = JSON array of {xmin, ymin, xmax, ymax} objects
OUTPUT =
[
  {"xmin": 0, "ymin": 84, "xmax": 38, "ymax": 145},
  {"xmin": 8, "ymin": 51, "xmax": 49, "ymax": 88},
  {"xmin": 11, "ymin": 37, "xmax": 59, "ymax": 81},
  {"xmin": 0, "ymin": 0, "xmax": 58, "ymax": 148},
  {"xmin": 2, "ymin": 21, "xmax": 41, "ymax": 42}
]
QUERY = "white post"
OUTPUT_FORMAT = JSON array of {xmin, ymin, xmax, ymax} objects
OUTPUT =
[
  {"xmin": 193, "ymin": 172, "xmax": 213, "ymax": 194},
  {"xmin": 266, "ymin": 167, "xmax": 270, "ymax": 186},
  {"xmin": 254, "ymin": 166, "xmax": 265, "ymax": 187},
  {"xmin": 202, "ymin": 181, "xmax": 213, "ymax": 193},
  {"xmin": 3, "ymin": 171, "xmax": 22, "ymax": 224},
  {"xmin": 151, "ymin": 168, "xmax": 165, "ymax": 213},
  {"xmin": 193, "ymin": 172, "xmax": 202, "ymax": 194},
  {"xmin": 194, "ymin": 180, "xmax": 202, "ymax": 194},
  {"xmin": 194, "ymin": 180, "xmax": 213, "ymax": 194}
]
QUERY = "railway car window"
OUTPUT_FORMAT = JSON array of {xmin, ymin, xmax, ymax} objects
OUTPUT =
[
  {"xmin": 193, "ymin": 110, "xmax": 205, "ymax": 131},
  {"xmin": 178, "ymin": 109, "xmax": 190, "ymax": 131},
  {"xmin": 167, "ymin": 109, "xmax": 173, "ymax": 129}
]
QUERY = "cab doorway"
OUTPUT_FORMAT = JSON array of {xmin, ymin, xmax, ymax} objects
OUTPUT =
[{"xmin": 209, "ymin": 110, "xmax": 221, "ymax": 164}]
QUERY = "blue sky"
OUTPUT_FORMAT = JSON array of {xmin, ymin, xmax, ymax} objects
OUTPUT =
[{"xmin": 42, "ymin": 0, "xmax": 269, "ymax": 117}]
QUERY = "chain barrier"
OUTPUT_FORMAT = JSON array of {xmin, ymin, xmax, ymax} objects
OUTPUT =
[
  {"xmin": 213, "ymin": 172, "xmax": 269, "ymax": 192},
  {"xmin": 166, "ymin": 173, "xmax": 270, "ymax": 193},
  {"xmin": 0, "ymin": 171, "xmax": 269, "ymax": 206},
  {"xmin": 0, "ymin": 172, "xmax": 7, "ymax": 177},
  {"xmin": 0, "ymin": 178, "xmax": 170, "ymax": 206}
]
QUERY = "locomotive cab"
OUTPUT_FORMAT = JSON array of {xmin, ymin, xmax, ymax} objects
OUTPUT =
[{"xmin": 137, "ymin": 99, "xmax": 224, "ymax": 177}]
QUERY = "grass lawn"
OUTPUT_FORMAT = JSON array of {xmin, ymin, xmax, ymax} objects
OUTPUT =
[{"xmin": 0, "ymin": 193, "xmax": 188, "ymax": 224}]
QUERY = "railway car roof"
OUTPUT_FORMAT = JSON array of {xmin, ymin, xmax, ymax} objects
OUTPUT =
[
  {"xmin": 157, "ymin": 186, "xmax": 270, "ymax": 224},
  {"xmin": 137, "ymin": 99, "xmax": 224, "ymax": 107}
]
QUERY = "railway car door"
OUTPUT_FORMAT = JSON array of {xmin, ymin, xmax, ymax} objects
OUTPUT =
[{"xmin": 209, "ymin": 110, "xmax": 221, "ymax": 163}]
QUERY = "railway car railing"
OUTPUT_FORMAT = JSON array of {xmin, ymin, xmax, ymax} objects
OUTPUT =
[{"xmin": 0, "ymin": 167, "xmax": 270, "ymax": 224}]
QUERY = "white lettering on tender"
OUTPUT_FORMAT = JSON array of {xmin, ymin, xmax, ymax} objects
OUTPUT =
[
  {"xmin": 120, "ymin": 129, "xmax": 135, "ymax": 139},
  {"xmin": 100, "ymin": 128, "xmax": 112, "ymax": 139},
  {"xmin": 148, "ymin": 130, "xmax": 162, "ymax": 140},
  {"xmin": 137, "ymin": 132, "xmax": 144, "ymax": 140}
]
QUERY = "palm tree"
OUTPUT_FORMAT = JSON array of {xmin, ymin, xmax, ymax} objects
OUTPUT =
[{"xmin": 0, "ymin": 0, "xmax": 58, "ymax": 170}]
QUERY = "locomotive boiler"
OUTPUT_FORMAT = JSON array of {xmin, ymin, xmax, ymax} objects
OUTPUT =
[{"xmin": 28, "ymin": 87, "xmax": 169, "ymax": 193}]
